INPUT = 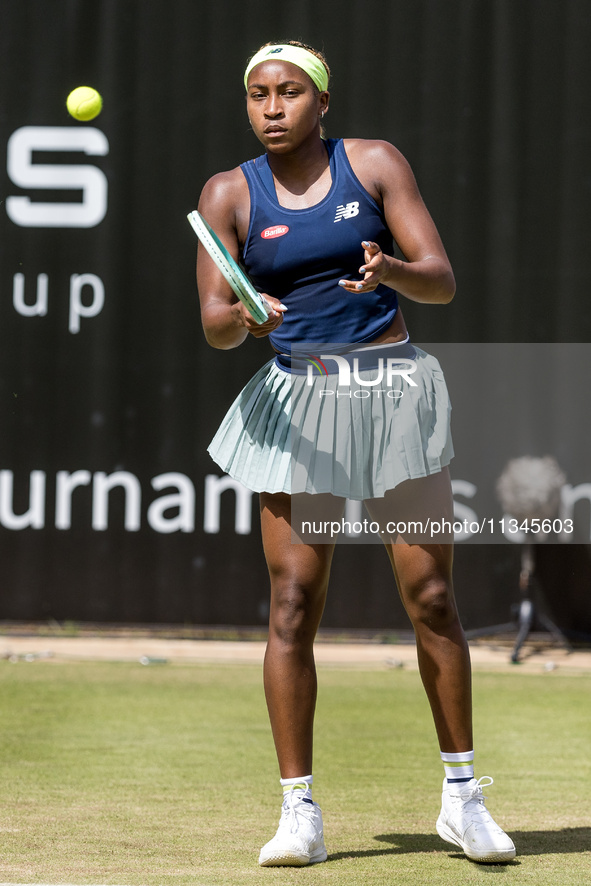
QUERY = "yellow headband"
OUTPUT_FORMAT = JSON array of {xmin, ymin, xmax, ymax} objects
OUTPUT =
[{"xmin": 244, "ymin": 44, "xmax": 329, "ymax": 93}]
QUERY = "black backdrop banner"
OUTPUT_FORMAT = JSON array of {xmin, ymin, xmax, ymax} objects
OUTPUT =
[{"xmin": 1, "ymin": 0, "xmax": 590, "ymax": 635}]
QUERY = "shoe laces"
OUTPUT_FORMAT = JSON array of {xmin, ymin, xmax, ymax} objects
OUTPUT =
[
  {"xmin": 458, "ymin": 775, "xmax": 493, "ymax": 802},
  {"xmin": 281, "ymin": 784, "xmax": 314, "ymax": 834},
  {"xmin": 455, "ymin": 776, "xmax": 496, "ymax": 824}
]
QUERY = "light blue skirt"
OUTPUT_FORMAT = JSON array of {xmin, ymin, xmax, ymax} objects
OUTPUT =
[{"xmin": 207, "ymin": 344, "xmax": 453, "ymax": 500}]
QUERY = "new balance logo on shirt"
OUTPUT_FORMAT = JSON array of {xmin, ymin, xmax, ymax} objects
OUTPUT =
[{"xmin": 333, "ymin": 201, "xmax": 360, "ymax": 222}]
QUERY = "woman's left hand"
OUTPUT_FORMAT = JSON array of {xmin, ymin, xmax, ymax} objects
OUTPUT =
[{"xmin": 338, "ymin": 241, "xmax": 394, "ymax": 293}]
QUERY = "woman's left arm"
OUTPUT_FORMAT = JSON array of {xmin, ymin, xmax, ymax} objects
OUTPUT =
[{"xmin": 339, "ymin": 140, "xmax": 456, "ymax": 304}]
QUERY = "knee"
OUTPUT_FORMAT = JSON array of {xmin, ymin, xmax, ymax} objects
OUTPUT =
[
  {"xmin": 405, "ymin": 577, "xmax": 458, "ymax": 631},
  {"xmin": 268, "ymin": 576, "xmax": 326, "ymax": 648}
]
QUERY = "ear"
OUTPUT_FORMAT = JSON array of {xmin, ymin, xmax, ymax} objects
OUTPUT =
[{"xmin": 319, "ymin": 91, "xmax": 330, "ymax": 117}]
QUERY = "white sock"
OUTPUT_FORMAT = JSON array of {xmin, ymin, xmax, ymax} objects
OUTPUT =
[
  {"xmin": 441, "ymin": 750, "xmax": 474, "ymax": 785},
  {"xmin": 280, "ymin": 774, "xmax": 313, "ymax": 802}
]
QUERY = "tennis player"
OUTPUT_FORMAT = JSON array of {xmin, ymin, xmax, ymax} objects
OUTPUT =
[{"xmin": 196, "ymin": 41, "xmax": 516, "ymax": 867}]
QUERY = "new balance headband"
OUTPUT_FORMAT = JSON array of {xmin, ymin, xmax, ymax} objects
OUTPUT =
[{"xmin": 244, "ymin": 45, "xmax": 329, "ymax": 93}]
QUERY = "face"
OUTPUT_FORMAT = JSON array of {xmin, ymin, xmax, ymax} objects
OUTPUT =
[{"xmin": 246, "ymin": 60, "xmax": 329, "ymax": 153}]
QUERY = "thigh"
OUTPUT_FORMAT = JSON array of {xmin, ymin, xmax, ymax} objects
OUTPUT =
[
  {"xmin": 364, "ymin": 469, "xmax": 455, "ymax": 613},
  {"xmin": 364, "ymin": 467, "xmax": 455, "ymax": 546},
  {"xmin": 260, "ymin": 492, "xmax": 344, "ymax": 611}
]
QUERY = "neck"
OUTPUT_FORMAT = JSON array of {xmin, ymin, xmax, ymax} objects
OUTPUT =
[{"xmin": 266, "ymin": 133, "xmax": 329, "ymax": 194}]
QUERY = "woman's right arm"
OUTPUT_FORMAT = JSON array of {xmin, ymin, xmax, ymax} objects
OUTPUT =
[{"xmin": 196, "ymin": 170, "xmax": 285, "ymax": 349}]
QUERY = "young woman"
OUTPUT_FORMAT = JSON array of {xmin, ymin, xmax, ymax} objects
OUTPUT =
[{"xmin": 196, "ymin": 41, "xmax": 516, "ymax": 867}]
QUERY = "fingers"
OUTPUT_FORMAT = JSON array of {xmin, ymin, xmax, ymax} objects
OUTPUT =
[
  {"xmin": 338, "ymin": 241, "xmax": 384, "ymax": 293},
  {"xmin": 242, "ymin": 295, "xmax": 286, "ymax": 338},
  {"xmin": 359, "ymin": 241, "xmax": 382, "ymax": 276},
  {"xmin": 265, "ymin": 296, "xmax": 288, "ymax": 318},
  {"xmin": 361, "ymin": 240, "xmax": 380, "ymax": 262}
]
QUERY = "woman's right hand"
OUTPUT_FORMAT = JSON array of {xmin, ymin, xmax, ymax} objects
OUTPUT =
[{"xmin": 232, "ymin": 296, "xmax": 286, "ymax": 338}]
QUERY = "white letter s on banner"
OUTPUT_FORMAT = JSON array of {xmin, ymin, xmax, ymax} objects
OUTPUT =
[{"xmin": 6, "ymin": 126, "xmax": 109, "ymax": 228}]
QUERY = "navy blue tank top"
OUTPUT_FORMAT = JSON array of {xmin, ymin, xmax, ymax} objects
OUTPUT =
[{"xmin": 240, "ymin": 139, "xmax": 398, "ymax": 351}]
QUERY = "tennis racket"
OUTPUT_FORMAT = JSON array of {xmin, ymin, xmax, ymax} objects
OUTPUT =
[{"xmin": 188, "ymin": 210, "xmax": 270, "ymax": 324}]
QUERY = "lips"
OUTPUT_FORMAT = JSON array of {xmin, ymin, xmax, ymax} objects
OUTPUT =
[{"xmin": 264, "ymin": 125, "xmax": 287, "ymax": 134}]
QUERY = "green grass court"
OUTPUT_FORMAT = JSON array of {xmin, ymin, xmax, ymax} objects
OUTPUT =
[{"xmin": 0, "ymin": 659, "xmax": 589, "ymax": 885}]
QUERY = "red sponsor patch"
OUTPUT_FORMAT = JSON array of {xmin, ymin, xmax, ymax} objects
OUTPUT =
[{"xmin": 261, "ymin": 225, "xmax": 289, "ymax": 239}]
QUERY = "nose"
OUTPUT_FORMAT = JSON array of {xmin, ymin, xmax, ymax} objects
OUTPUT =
[{"xmin": 264, "ymin": 94, "xmax": 283, "ymax": 118}]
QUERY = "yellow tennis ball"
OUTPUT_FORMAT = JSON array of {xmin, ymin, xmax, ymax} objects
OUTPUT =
[{"xmin": 66, "ymin": 86, "xmax": 103, "ymax": 121}]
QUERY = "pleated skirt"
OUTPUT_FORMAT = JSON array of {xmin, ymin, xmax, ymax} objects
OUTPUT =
[{"xmin": 207, "ymin": 345, "xmax": 453, "ymax": 500}]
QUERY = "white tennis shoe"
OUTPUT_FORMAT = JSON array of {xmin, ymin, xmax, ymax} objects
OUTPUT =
[
  {"xmin": 258, "ymin": 785, "xmax": 327, "ymax": 867},
  {"xmin": 436, "ymin": 776, "xmax": 516, "ymax": 863}
]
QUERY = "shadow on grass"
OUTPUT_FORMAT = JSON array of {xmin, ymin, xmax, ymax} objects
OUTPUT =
[
  {"xmin": 328, "ymin": 828, "xmax": 591, "ymax": 863},
  {"xmin": 328, "ymin": 832, "xmax": 515, "ymax": 864},
  {"xmin": 497, "ymin": 828, "xmax": 591, "ymax": 856}
]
